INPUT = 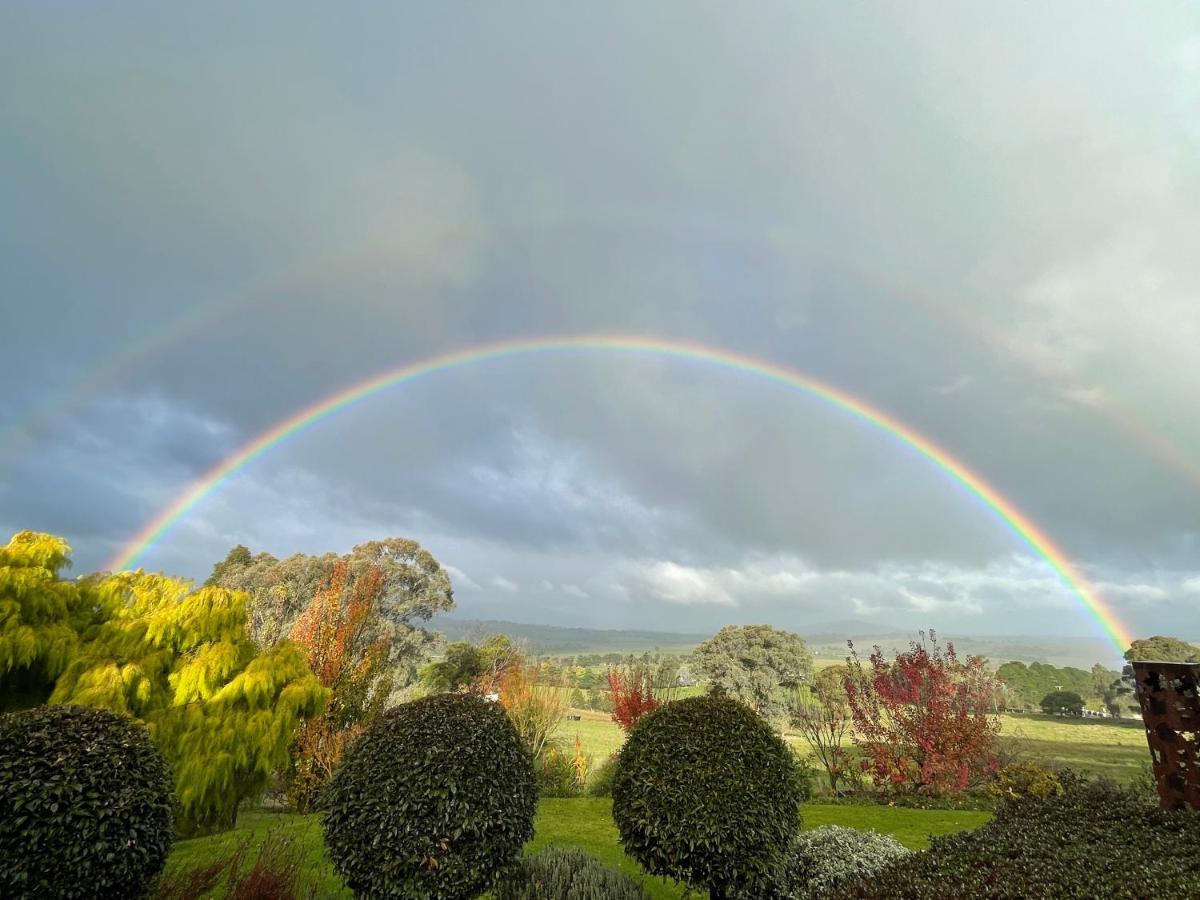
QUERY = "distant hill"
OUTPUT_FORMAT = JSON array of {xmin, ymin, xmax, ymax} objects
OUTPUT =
[
  {"xmin": 429, "ymin": 617, "xmax": 1127, "ymax": 668},
  {"xmin": 430, "ymin": 618, "xmax": 709, "ymax": 654}
]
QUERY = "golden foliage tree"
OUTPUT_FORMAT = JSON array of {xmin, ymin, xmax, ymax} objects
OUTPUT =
[{"xmin": 0, "ymin": 531, "xmax": 328, "ymax": 834}]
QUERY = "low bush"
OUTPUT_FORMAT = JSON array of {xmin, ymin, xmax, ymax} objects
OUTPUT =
[
  {"xmin": 587, "ymin": 754, "xmax": 618, "ymax": 797},
  {"xmin": 757, "ymin": 826, "xmax": 908, "ymax": 898},
  {"xmin": 496, "ymin": 847, "xmax": 649, "ymax": 900},
  {"xmin": 538, "ymin": 744, "xmax": 584, "ymax": 798},
  {"xmin": 0, "ymin": 705, "xmax": 175, "ymax": 900},
  {"xmin": 987, "ymin": 760, "xmax": 1062, "ymax": 802},
  {"xmin": 612, "ymin": 695, "xmax": 804, "ymax": 899},
  {"xmin": 830, "ymin": 771, "xmax": 1200, "ymax": 899},
  {"xmin": 322, "ymin": 692, "xmax": 537, "ymax": 899}
]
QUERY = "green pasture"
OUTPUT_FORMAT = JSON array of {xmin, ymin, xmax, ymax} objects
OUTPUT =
[{"xmin": 562, "ymin": 706, "xmax": 1149, "ymax": 782}]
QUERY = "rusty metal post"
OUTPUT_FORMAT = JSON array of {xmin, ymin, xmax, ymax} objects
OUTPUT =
[{"xmin": 1131, "ymin": 660, "xmax": 1200, "ymax": 811}]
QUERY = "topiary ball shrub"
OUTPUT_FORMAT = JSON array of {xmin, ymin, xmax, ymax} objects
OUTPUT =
[
  {"xmin": 612, "ymin": 695, "xmax": 803, "ymax": 899},
  {"xmin": 0, "ymin": 705, "xmax": 175, "ymax": 899},
  {"xmin": 322, "ymin": 692, "xmax": 537, "ymax": 899},
  {"xmin": 828, "ymin": 771, "xmax": 1200, "ymax": 899},
  {"xmin": 496, "ymin": 847, "xmax": 650, "ymax": 900},
  {"xmin": 768, "ymin": 826, "xmax": 908, "ymax": 897}
]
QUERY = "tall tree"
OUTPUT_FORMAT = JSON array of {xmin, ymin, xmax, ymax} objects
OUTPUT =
[
  {"xmin": 208, "ymin": 538, "xmax": 455, "ymax": 686},
  {"xmin": 1125, "ymin": 636, "xmax": 1200, "ymax": 663},
  {"xmin": 1040, "ymin": 690, "xmax": 1084, "ymax": 716},
  {"xmin": 692, "ymin": 624, "xmax": 813, "ymax": 717},
  {"xmin": 1, "ymin": 533, "xmax": 328, "ymax": 833},
  {"xmin": 845, "ymin": 631, "xmax": 1000, "ymax": 795},
  {"xmin": 419, "ymin": 634, "xmax": 517, "ymax": 693}
]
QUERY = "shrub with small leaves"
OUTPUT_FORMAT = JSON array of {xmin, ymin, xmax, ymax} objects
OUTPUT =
[
  {"xmin": 496, "ymin": 847, "xmax": 650, "ymax": 900},
  {"xmin": 612, "ymin": 695, "xmax": 803, "ymax": 899},
  {"xmin": 987, "ymin": 760, "xmax": 1062, "ymax": 802},
  {"xmin": 830, "ymin": 771, "xmax": 1200, "ymax": 899},
  {"xmin": 0, "ymin": 705, "xmax": 175, "ymax": 899},
  {"xmin": 760, "ymin": 826, "xmax": 908, "ymax": 897},
  {"xmin": 322, "ymin": 692, "xmax": 537, "ymax": 899}
]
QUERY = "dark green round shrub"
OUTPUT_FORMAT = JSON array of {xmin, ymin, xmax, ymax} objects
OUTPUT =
[
  {"xmin": 0, "ymin": 705, "xmax": 175, "ymax": 899},
  {"xmin": 612, "ymin": 695, "xmax": 803, "ymax": 898},
  {"xmin": 496, "ymin": 847, "xmax": 649, "ymax": 900},
  {"xmin": 828, "ymin": 772, "xmax": 1200, "ymax": 899},
  {"xmin": 322, "ymin": 692, "xmax": 537, "ymax": 899}
]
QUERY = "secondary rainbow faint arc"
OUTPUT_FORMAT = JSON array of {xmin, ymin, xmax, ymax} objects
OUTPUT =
[{"xmin": 106, "ymin": 334, "xmax": 1134, "ymax": 651}]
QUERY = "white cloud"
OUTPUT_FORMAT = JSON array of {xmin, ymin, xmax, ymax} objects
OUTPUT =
[
  {"xmin": 637, "ymin": 561, "xmax": 735, "ymax": 607},
  {"xmin": 444, "ymin": 565, "xmax": 480, "ymax": 592},
  {"xmin": 491, "ymin": 575, "xmax": 518, "ymax": 593}
]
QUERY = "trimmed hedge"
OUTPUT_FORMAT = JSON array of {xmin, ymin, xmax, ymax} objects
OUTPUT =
[
  {"xmin": 830, "ymin": 772, "xmax": 1200, "ymax": 899},
  {"xmin": 0, "ymin": 705, "xmax": 175, "ymax": 899},
  {"xmin": 322, "ymin": 692, "xmax": 537, "ymax": 899},
  {"xmin": 496, "ymin": 847, "xmax": 650, "ymax": 900},
  {"xmin": 612, "ymin": 695, "xmax": 803, "ymax": 899}
]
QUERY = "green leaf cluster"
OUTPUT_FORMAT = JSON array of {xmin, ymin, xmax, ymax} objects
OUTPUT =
[
  {"xmin": 612, "ymin": 695, "xmax": 804, "ymax": 898},
  {"xmin": 322, "ymin": 692, "xmax": 537, "ymax": 899},
  {"xmin": 0, "ymin": 705, "xmax": 174, "ymax": 899},
  {"xmin": 496, "ymin": 847, "xmax": 650, "ymax": 900}
]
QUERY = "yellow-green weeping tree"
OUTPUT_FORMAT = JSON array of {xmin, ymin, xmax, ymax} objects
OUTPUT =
[{"xmin": 0, "ymin": 531, "xmax": 327, "ymax": 834}]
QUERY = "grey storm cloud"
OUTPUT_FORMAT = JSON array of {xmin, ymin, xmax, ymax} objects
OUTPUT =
[{"xmin": 2, "ymin": 2, "xmax": 1199, "ymax": 641}]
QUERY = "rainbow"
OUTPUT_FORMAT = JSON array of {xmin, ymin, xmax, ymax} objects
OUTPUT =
[
  {"xmin": 7, "ymin": 210, "xmax": 1199, "ymax": 495},
  {"xmin": 105, "ymin": 334, "xmax": 1133, "ymax": 651}
]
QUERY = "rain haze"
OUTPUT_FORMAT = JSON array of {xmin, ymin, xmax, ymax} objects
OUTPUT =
[{"xmin": 3, "ymin": 3, "xmax": 1200, "ymax": 653}]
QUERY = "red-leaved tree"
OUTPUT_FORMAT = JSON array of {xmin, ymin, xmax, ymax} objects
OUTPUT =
[
  {"xmin": 607, "ymin": 664, "xmax": 664, "ymax": 731},
  {"xmin": 844, "ymin": 631, "xmax": 1000, "ymax": 795}
]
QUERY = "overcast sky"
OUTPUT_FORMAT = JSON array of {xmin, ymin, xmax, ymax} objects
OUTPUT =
[{"xmin": 3, "ymin": 3, "xmax": 1199, "ymax": 644}]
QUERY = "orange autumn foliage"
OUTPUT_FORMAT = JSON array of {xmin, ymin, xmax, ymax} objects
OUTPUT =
[{"xmin": 287, "ymin": 562, "xmax": 393, "ymax": 810}]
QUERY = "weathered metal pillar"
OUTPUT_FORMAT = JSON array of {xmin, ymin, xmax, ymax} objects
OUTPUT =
[{"xmin": 1131, "ymin": 660, "xmax": 1200, "ymax": 811}]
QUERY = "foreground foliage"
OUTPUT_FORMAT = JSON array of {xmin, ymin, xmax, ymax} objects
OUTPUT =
[
  {"xmin": 496, "ymin": 847, "xmax": 650, "ymax": 900},
  {"xmin": 163, "ymin": 802, "xmax": 992, "ymax": 899},
  {"xmin": 0, "ymin": 532, "xmax": 327, "ymax": 834},
  {"xmin": 0, "ymin": 705, "xmax": 175, "ymax": 899},
  {"xmin": 613, "ymin": 695, "xmax": 804, "ymax": 899},
  {"xmin": 322, "ymin": 692, "xmax": 537, "ymax": 899},
  {"xmin": 830, "ymin": 772, "xmax": 1200, "ymax": 899}
]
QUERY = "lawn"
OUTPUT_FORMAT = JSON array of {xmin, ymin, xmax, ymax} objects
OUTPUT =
[{"xmin": 164, "ymin": 799, "xmax": 991, "ymax": 898}]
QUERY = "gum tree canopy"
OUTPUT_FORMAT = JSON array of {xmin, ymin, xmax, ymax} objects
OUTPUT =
[
  {"xmin": 0, "ymin": 531, "xmax": 328, "ymax": 834},
  {"xmin": 208, "ymin": 538, "xmax": 455, "ymax": 687}
]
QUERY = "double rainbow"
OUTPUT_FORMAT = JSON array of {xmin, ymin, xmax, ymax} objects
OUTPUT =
[{"xmin": 106, "ymin": 334, "xmax": 1134, "ymax": 652}]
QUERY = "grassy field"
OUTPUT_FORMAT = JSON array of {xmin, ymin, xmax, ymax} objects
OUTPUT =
[
  {"xmin": 560, "ymin": 707, "xmax": 1149, "ymax": 782},
  {"xmin": 165, "ymin": 800, "xmax": 991, "ymax": 899}
]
